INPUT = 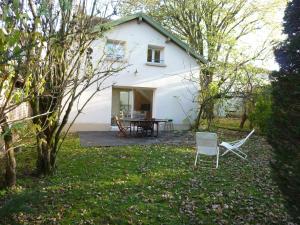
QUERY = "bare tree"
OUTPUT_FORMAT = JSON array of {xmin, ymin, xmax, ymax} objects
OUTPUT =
[
  {"xmin": 235, "ymin": 67, "xmax": 269, "ymax": 129},
  {"xmin": 213, "ymin": 65, "xmax": 270, "ymax": 129},
  {"xmin": 25, "ymin": 0, "xmax": 126, "ymax": 175}
]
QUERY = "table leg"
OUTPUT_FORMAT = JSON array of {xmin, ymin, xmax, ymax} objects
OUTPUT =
[
  {"xmin": 153, "ymin": 122, "xmax": 158, "ymax": 137},
  {"xmin": 130, "ymin": 122, "xmax": 132, "ymax": 135},
  {"xmin": 133, "ymin": 122, "xmax": 135, "ymax": 135},
  {"xmin": 134, "ymin": 122, "xmax": 138, "ymax": 136},
  {"xmin": 151, "ymin": 122, "xmax": 154, "ymax": 137}
]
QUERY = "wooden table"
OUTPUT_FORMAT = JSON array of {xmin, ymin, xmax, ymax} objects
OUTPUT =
[{"xmin": 123, "ymin": 118, "xmax": 168, "ymax": 137}]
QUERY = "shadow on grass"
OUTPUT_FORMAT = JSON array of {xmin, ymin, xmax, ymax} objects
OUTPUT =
[{"xmin": 0, "ymin": 135, "xmax": 291, "ymax": 224}]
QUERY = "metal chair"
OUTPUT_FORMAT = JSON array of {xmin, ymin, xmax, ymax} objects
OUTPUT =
[
  {"xmin": 164, "ymin": 119, "xmax": 174, "ymax": 131},
  {"xmin": 219, "ymin": 129, "xmax": 255, "ymax": 160},
  {"xmin": 194, "ymin": 132, "xmax": 219, "ymax": 168}
]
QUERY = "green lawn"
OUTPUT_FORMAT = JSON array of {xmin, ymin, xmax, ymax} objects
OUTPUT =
[
  {"xmin": 0, "ymin": 131, "xmax": 291, "ymax": 224},
  {"xmin": 211, "ymin": 118, "xmax": 252, "ymax": 132}
]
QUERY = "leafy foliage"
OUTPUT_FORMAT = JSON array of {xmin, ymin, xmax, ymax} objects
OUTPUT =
[
  {"xmin": 248, "ymin": 86, "xmax": 272, "ymax": 134},
  {"xmin": 118, "ymin": 0, "xmax": 160, "ymax": 15},
  {"xmin": 0, "ymin": 0, "xmax": 41, "ymax": 187},
  {"xmin": 268, "ymin": 0, "xmax": 300, "ymax": 222}
]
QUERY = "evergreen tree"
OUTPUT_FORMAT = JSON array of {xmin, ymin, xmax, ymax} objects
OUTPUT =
[{"xmin": 269, "ymin": 0, "xmax": 300, "ymax": 222}]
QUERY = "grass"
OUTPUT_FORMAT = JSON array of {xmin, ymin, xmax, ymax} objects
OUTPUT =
[
  {"xmin": 0, "ymin": 130, "xmax": 291, "ymax": 224},
  {"xmin": 200, "ymin": 118, "xmax": 252, "ymax": 132},
  {"xmin": 215, "ymin": 118, "xmax": 251, "ymax": 130}
]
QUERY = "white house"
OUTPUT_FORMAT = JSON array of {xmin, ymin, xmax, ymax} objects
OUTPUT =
[{"xmin": 68, "ymin": 13, "xmax": 206, "ymax": 131}]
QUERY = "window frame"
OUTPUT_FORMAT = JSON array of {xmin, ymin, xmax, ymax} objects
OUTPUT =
[
  {"xmin": 146, "ymin": 45, "xmax": 165, "ymax": 65},
  {"xmin": 105, "ymin": 39, "xmax": 126, "ymax": 61}
]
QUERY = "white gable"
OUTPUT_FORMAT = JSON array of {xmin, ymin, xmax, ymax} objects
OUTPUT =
[{"xmin": 92, "ymin": 19, "xmax": 200, "ymax": 82}]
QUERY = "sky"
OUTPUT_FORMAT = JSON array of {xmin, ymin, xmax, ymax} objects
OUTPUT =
[{"xmin": 241, "ymin": 0, "xmax": 287, "ymax": 71}]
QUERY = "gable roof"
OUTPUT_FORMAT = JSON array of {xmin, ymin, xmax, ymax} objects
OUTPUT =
[{"xmin": 109, "ymin": 13, "xmax": 207, "ymax": 64}]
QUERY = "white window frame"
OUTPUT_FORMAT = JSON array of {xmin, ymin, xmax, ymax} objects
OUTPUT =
[
  {"xmin": 105, "ymin": 39, "xmax": 126, "ymax": 61},
  {"xmin": 146, "ymin": 45, "xmax": 165, "ymax": 66}
]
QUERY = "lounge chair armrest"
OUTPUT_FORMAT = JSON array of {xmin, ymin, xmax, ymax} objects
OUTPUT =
[
  {"xmin": 227, "ymin": 140, "xmax": 241, "ymax": 144},
  {"xmin": 219, "ymin": 142, "xmax": 234, "ymax": 149}
]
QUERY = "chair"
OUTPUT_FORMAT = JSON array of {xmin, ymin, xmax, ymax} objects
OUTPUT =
[
  {"xmin": 164, "ymin": 119, "xmax": 174, "ymax": 131},
  {"xmin": 136, "ymin": 120, "xmax": 154, "ymax": 137},
  {"xmin": 194, "ymin": 132, "xmax": 219, "ymax": 168},
  {"xmin": 219, "ymin": 129, "xmax": 255, "ymax": 160},
  {"xmin": 114, "ymin": 116, "xmax": 130, "ymax": 137}
]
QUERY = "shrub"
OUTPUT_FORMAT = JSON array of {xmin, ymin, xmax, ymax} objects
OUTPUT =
[
  {"xmin": 268, "ymin": 0, "xmax": 300, "ymax": 223},
  {"xmin": 248, "ymin": 86, "xmax": 272, "ymax": 134}
]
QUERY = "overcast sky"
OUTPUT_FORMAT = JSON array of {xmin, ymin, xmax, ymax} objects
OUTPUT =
[{"xmin": 242, "ymin": 0, "xmax": 287, "ymax": 71}]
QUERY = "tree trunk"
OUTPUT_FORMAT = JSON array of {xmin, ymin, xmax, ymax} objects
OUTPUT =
[
  {"xmin": 194, "ymin": 101, "xmax": 214, "ymax": 131},
  {"xmin": 1, "ymin": 119, "xmax": 16, "ymax": 187},
  {"xmin": 198, "ymin": 67, "xmax": 215, "ymax": 130},
  {"xmin": 240, "ymin": 109, "xmax": 248, "ymax": 129},
  {"xmin": 194, "ymin": 106, "xmax": 203, "ymax": 130},
  {"xmin": 36, "ymin": 133, "xmax": 57, "ymax": 176},
  {"xmin": 205, "ymin": 101, "xmax": 215, "ymax": 130}
]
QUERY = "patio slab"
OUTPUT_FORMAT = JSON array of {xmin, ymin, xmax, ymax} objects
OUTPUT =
[{"xmin": 79, "ymin": 131, "xmax": 195, "ymax": 147}]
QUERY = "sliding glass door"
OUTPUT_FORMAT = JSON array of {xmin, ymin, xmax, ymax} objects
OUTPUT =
[
  {"xmin": 119, "ymin": 90, "xmax": 133, "ymax": 119},
  {"xmin": 111, "ymin": 87, "xmax": 154, "ymax": 125}
]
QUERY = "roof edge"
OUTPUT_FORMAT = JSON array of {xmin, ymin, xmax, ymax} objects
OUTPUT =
[{"xmin": 109, "ymin": 13, "xmax": 207, "ymax": 64}]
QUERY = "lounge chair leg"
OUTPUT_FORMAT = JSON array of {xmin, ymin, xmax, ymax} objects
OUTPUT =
[
  {"xmin": 194, "ymin": 153, "xmax": 199, "ymax": 166},
  {"xmin": 216, "ymin": 150, "xmax": 219, "ymax": 169},
  {"xmin": 230, "ymin": 149, "xmax": 247, "ymax": 160},
  {"xmin": 235, "ymin": 148, "xmax": 247, "ymax": 159},
  {"xmin": 222, "ymin": 150, "xmax": 230, "ymax": 156}
]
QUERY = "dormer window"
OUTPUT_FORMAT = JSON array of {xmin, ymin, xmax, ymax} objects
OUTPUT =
[
  {"xmin": 147, "ymin": 45, "xmax": 165, "ymax": 65},
  {"xmin": 105, "ymin": 39, "xmax": 125, "ymax": 60}
]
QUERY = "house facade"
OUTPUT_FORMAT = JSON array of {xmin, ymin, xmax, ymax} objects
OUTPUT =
[{"xmin": 68, "ymin": 14, "xmax": 206, "ymax": 131}]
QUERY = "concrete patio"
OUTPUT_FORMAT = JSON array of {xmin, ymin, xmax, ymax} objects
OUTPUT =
[{"xmin": 79, "ymin": 131, "xmax": 195, "ymax": 147}]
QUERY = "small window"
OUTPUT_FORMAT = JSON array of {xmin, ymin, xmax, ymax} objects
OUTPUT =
[
  {"xmin": 147, "ymin": 46, "xmax": 164, "ymax": 64},
  {"xmin": 147, "ymin": 48, "xmax": 152, "ymax": 62},
  {"xmin": 154, "ymin": 50, "xmax": 160, "ymax": 63},
  {"xmin": 105, "ymin": 40, "xmax": 125, "ymax": 60}
]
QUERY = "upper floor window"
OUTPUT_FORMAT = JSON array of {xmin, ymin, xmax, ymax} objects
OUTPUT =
[
  {"xmin": 105, "ymin": 40, "xmax": 125, "ymax": 60},
  {"xmin": 147, "ymin": 45, "xmax": 164, "ymax": 64}
]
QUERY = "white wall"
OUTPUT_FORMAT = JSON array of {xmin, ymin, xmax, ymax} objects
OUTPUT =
[{"xmin": 68, "ymin": 19, "xmax": 200, "ymax": 131}]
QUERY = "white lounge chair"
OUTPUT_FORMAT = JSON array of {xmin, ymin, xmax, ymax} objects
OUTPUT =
[
  {"xmin": 219, "ymin": 129, "xmax": 255, "ymax": 160},
  {"xmin": 194, "ymin": 132, "xmax": 220, "ymax": 168}
]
